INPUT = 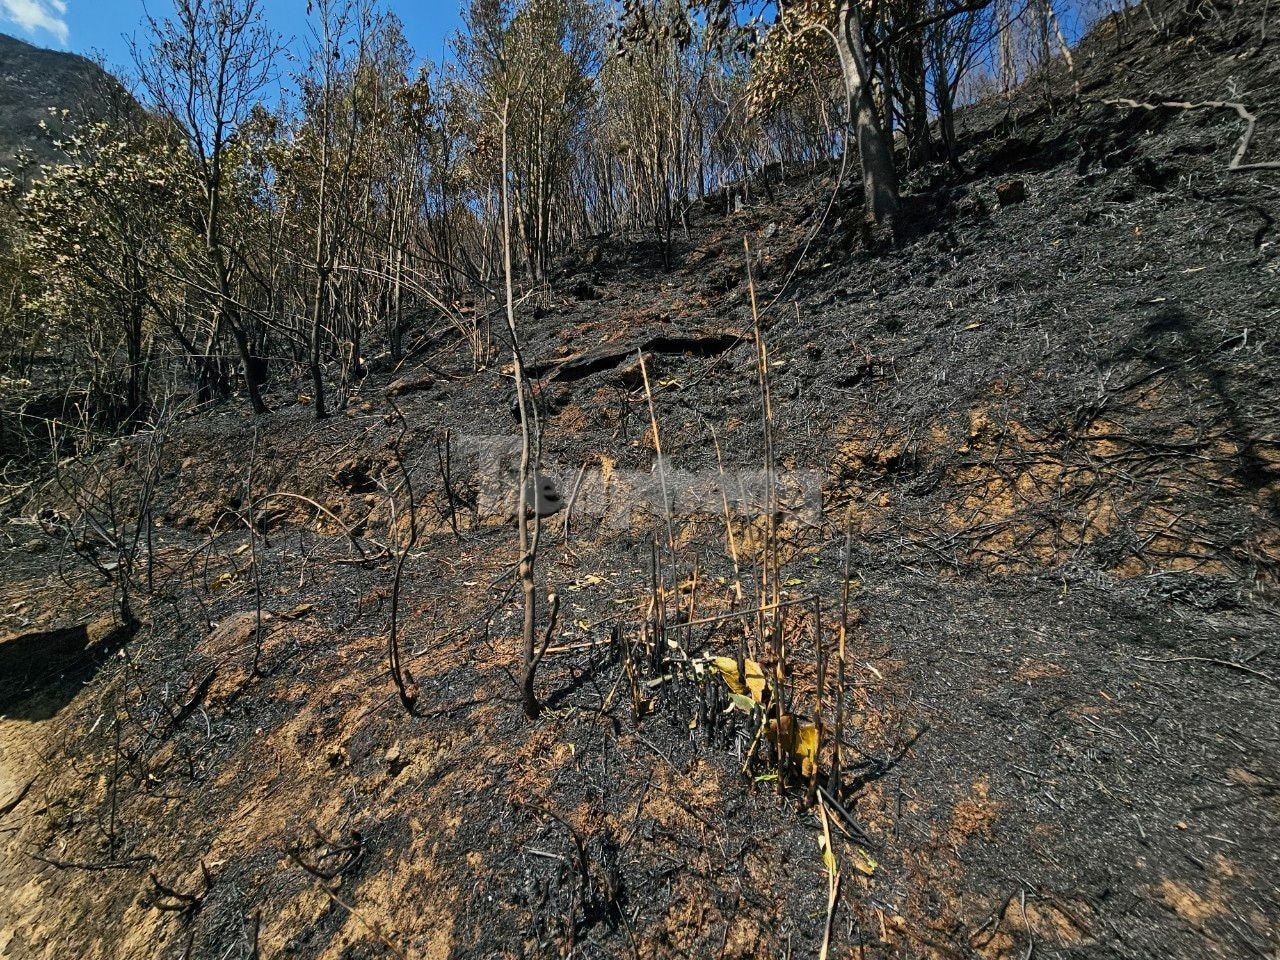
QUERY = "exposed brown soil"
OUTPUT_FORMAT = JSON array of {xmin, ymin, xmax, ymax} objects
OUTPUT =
[{"xmin": 2, "ymin": 1, "xmax": 1279, "ymax": 957}]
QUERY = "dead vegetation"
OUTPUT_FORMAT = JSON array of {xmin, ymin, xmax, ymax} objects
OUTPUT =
[{"xmin": 2, "ymin": 0, "xmax": 1280, "ymax": 957}]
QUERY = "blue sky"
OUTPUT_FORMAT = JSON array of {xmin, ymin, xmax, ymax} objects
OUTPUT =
[{"xmin": 1, "ymin": 0, "xmax": 462, "ymax": 76}]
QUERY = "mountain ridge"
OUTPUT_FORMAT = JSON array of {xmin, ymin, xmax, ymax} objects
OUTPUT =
[{"xmin": 0, "ymin": 31, "xmax": 135, "ymax": 173}]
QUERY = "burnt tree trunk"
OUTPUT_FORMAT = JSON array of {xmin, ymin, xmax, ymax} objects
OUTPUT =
[
  {"xmin": 228, "ymin": 319, "xmax": 268, "ymax": 416},
  {"xmin": 836, "ymin": 0, "xmax": 900, "ymax": 232},
  {"xmin": 896, "ymin": 27, "xmax": 934, "ymax": 167}
]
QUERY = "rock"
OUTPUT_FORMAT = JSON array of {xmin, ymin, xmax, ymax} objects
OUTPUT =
[
  {"xmin": 0, "ymin": 776, "xmax": 35, "ymax": 818},
  {"xmin": 996, "ymin": 179, "xmax": 1027, "ymax": 206},
  {"xmin": 333, "ymin": 457, "xmax": 378, "ymax": 493},
  {"xmin": 385, "ymin": 745, "xmax": 410, "ymax": 777},
  {"xmin": 385, "ymin": 371, "xmax": 434, "ymax": 397},
  {"xmin": 614, "ymin": 354, "xmax": 647, "ymax": 390},
  {"xmin": 1, "ymin": 615, "xmax": 135, "ymax": 710},
  {"xmin": 529, "ymin": 474, "xmax": 564, "ymax": 517},
  {"xmin": 205, "ymin": 611, "xmax": 273, "ymax": 658},
  {"xmin": 566, "ymin": 276, "xmax": 598, "ymax": 300}
]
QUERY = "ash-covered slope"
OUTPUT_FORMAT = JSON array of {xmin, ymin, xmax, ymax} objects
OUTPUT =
[{"xmin": 1, "ymin": 2, "xmax": 1278, "ymax": 960}]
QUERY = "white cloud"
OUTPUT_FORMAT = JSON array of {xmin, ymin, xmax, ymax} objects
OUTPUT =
[{"xmin": 1, "ymin": 0, "xmax": 70, "ymax": 46}]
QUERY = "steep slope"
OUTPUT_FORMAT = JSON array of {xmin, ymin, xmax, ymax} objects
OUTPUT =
[
  {"xmin": 0, "ymin": 32, "xmax": 134, "ymax": 172},
  {"xmin": 1, "ymin": 2, "xmax": 1277, "ymax": 959}
]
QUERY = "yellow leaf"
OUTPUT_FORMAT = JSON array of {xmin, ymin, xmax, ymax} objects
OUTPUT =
[
  {"xmin": 769, "ymin": 714, "xmax": 821, "ymax": 777},
  {"xmin": 822, "ymin": 843, "xmax": 837, "ymax": 874},
  {"xmin": 710, "ymin": 656, "xmax": 767, "ymax": 702},
  {"xmin": 794, "ymin": 722, "xmax": 820, "ymax": 774},
  {"xmin": 817, "ymin": 799, "xmax": 838, "ymax": 876}
]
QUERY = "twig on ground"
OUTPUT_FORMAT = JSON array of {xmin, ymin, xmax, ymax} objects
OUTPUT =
[
  {"xmin": 1136, "ymin": 655, "xmax": 1277, "ymax": 686},
  {"xmin": 1103, "ymin": 98, "xmax": 1280, "ymax": 171}
]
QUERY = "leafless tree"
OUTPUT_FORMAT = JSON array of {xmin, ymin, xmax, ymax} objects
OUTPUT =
[{"xmin": 135, "ymin": 0, "xmax": 282, "ymax": 415}]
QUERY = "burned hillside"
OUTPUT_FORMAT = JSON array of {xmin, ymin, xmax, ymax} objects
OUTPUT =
[{"xmin": 1, "ymin": 0, "xmax": 1279, "ymax": 959}]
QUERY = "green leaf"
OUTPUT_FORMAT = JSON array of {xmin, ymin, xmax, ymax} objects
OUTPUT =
[{"xmin": 851, "ymin": 846, "xmax": 878, "ymax": 876}]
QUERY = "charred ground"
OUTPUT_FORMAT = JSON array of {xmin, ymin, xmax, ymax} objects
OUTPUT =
[{"xmin": 2, "ymin": 1, "xmax": 1279, "ymax": 958}]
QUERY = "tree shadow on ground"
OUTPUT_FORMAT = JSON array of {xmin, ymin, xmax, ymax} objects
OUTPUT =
[
  {"xmin": 1114, "ymin": 301, "xmax": 1278, "ymax": 516},
  {"xmin": 0, "ymin": 619, "xmax": 132, "ymax": 722}
]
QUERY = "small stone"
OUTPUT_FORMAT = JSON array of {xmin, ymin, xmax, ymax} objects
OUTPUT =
[
  {"xmin": 996, "ymin": 179, "xmax": 1027, "ymax": 206},
  {"xmin": 567, "ymin": 277, "xmax": 598, "ymax": 300},
  {"xmin": 333, "ymin": 457, "xmax": 378, "ymax": 493},
  {"xmin": 386, "ymin": 372, "xmax": 434, "ymax": 397},
  {"xmin": 385, "ymin": 745, "xmax": 409, "ymax": 776}
]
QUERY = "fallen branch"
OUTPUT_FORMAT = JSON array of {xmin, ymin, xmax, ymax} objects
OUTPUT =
[
  {"xmin": 817, "ymin": 797, "xmax": 842, "ymax": 960},
  {"xmin": 148, "ymin": 867, "xmax": 207, "ymax": 914},
  {"xmin": 1103, "ymin": 98, "xmax": 1280, "ymax": 172},
  {"xmin": 287, "ymin": 827, "xmax": 364, "ymax": 882},
  {"xmin": 316, "ymin": 884, "xmax": 409, "ymax": 960},
  {"xmin": 816, "ymin": 785, "xmax": 880, "ymax": 849},
  {"xmin": 28, "ymin": 851, "xmax": 154, "ymax": 871},
  {"xmin": 1136, "ymin": 655, "xmax": 1277, "ymax": 686},
  {"xmin": 166, "ymin": 668, "xmax": 218, "ymax": 735},
  {"xmin": 252, "ymin": 491, "xmax": 380, "ymax": 559},
  {"xmin": 516, "ymin": 798, "xmax": 591, "ymax": 897}
]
